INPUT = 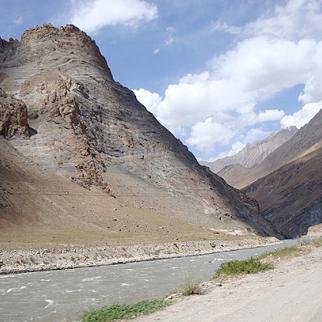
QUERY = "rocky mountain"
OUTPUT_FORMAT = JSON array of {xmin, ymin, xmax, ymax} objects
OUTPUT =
[
  {"xmin": 217, "ymin": 163, "xmax": 251, "ymax": 187},
  {"xmin": 245, "ymin": 147, "xmax": 322, "ymax": 238},
  {"xmin": 243, "ymin": 109, "xmax": 322, "ymax": 237},
  {"xmin": 0, "ymin": 24, "xmax": 274, "ymax": 241},
  {"xmin": 229, "ymin": 109, "xmax": 322, "ymax": 188},
  {"xmin": 0, "ymin": 135, "xmax": 219, "ymax": 244},
  {"xmin": 203, "ymin": 127, "xmax": 297, "ymax": 173}
]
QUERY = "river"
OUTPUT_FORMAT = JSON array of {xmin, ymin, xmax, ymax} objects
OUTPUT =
[{"xmin": 0, "ymin": 239, "xmax": 299, "ymax": 321}]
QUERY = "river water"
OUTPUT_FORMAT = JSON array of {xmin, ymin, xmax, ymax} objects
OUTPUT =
[{"xmin": 0, "ymin": 239, "xmax": 299, "ymax": 321}]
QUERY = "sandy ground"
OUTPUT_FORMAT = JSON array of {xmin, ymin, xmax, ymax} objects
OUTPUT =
[{"xmin": 136, "ymin": 246, "xmax": 322, "ymax": 322}]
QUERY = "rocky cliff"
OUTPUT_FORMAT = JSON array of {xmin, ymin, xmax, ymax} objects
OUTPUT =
[
  {"xmin": 0, "ymin": 88, "xmax": 30, "ymax": 138},
  {"xmin": 0, "ymin": 24, "xmax": 274, "ymax": 237}
]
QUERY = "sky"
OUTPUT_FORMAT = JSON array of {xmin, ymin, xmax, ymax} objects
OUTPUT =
[{"xmin": 1, "ymin": 0, "xmax": 322, "ymax": 161}]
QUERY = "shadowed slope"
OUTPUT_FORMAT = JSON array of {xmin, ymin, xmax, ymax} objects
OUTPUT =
[{"xmin": 245, "ymin": 147, "xmax": 322, "ymax": 238}]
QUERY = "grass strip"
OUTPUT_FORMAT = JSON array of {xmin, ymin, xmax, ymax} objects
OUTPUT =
[
  {"xmin": 81, "ymin": 299, "xmax": 170, "ymax": 322},
  {"xmin": 214, "ymin": 257, "xmax": 273, "ymax": 279}
]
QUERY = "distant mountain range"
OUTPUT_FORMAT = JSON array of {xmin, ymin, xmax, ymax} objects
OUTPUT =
[
  {"xmin": 203, "ymin": 109, "xmax": 322, "ymax": 238},
  {"xmin": 201, "ymin": 127, "xmax": 298, "ymax": 184}
]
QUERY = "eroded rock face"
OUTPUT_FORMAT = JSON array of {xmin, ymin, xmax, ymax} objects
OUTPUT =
[
  {"xmin": 0, "ymin": 88, "xmax": 30, "ymax": 138},
  {"xmin": 0, "ymin": 24, "xmax": 274, "ymax": 235},
  {"xmin": 36, "ymin": 73, "xmax": 108, "ymax": 188}
]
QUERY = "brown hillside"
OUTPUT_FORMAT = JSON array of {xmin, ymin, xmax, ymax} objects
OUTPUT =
[
  {"xmin": 0, "ymin": 24, "xmax": 276, "ymax": 243},
  {"xmin": 245, "ymin": 147, "xmax": 322, "ymax": 238}
]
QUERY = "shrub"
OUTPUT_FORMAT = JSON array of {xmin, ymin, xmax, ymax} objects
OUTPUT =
[{"xmin": 178, "ymin": 280, "xmax": 204, "ymax": 296}]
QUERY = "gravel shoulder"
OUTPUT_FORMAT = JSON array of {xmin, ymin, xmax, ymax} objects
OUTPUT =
[{"xmin": 136, "ymin": 245, "xmax": 322, "ymax": 322}]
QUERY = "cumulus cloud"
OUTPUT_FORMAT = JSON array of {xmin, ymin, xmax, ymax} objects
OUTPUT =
[
  {"xmin": 133, "ymin": 88, "xmax": 162, "ymax": 116},
  {"xmin": 281, "ymin": 102, "xmax": 322, "ymax": 128},
  {"xmin": 68, "ymin": 0, "xmax": 158, "ymax": 33},
  {"xmin": 299, "ymin": 74, "xmax": 322, "ymax": 104},
  {"xmin": 215, "ymin": 142, "xmax": 246, "ymax": 160},
  {"xmin": 256, "ymin": 110, "xmax": 285, "ymax": 123},
  {"xmin": 186, "ymin": 118, "xmax": 234, "ymax": 152},
  {"xmin": 134, "ymin": 0, "xmax": 322, "ymax": 159},
  {"xmin": 215, "ymin": 37, "xmax": 322, "ymax": 98}
]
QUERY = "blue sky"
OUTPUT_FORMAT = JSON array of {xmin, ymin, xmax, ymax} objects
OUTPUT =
[{"xmin": 1, "ymin": 0, "xmax": 322, "ymax": 161}]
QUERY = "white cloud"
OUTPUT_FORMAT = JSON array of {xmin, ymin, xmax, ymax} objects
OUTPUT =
[
  {"xmin": 186, "ymin": 118, "xmax": 234, "ymax": 152},
  {"xmin": 245, "ymin": 0, "xmax": 322, "ymax": 40},
  {"xmin": 215, "ymin": 38, "xmax": 322, "ymax": 98},
  {"xmin": 215, "ymin": 142, "xmax": 246, "ymax": 160},
  {"xmin": 256, "ymin": 109, "xmax": 285, "ymax": 123},
  {"xmin": 133, "ymin": 88, "xmax": 162, "ymax": 115},
  {"xmin": 299, "ymin": 74, "xmax": 322, "ymax": 104},
  {"xmin": 134, "ymin": 0, "xmax": 322, "ymax": 158},
  {"xmin": 68, "ymin": 0, "xmax": 158, "ymax": 33},
  {"xmin": 281, "ymin": 102, "xmax": 322, "ymax": 128},
  {"xmin": 211, "ymin": 21, "xmax": 241, "ymax": 35}
]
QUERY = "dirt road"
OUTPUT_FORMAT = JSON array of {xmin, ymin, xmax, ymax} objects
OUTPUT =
[{"xmin": 136, "ymin": 247, "xmax": 322, "ymax": 322}]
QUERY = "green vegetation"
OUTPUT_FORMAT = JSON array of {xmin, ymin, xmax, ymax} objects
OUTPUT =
[
  {"xmin": 214, "ymin": 257, "xmax": 273, "ymax": 279},
  {"xmin": 178, "ymin": 280, "xmax": 204, "ymax": 296},
  {"xmin": 257, "ymin": 245, "xmax": 306, "ymax": 260},
  {"xmin": 81, "ymin": 299, "xmax": 170, "ymax": 322},
  {"xmin": 214, "ymin": 238, "xmax": 322, "ymax": 280}
]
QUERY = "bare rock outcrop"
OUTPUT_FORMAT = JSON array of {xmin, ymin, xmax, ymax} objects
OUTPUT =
[
  {"xmin": 0, "ymin": 24, "xmax": 275, "ymax": 236},
  {"xmin": 0, "ymin": 88, "xmax": 30, "ymax": 138}
]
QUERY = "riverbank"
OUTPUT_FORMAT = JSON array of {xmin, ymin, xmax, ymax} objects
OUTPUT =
[
  {"xmin": 0, "ymin": 235, "xmax": 278, "ymax": 274},
  {"xmin": 136, "ymin": 240, "xmax": 322, "ymax": 322}
]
